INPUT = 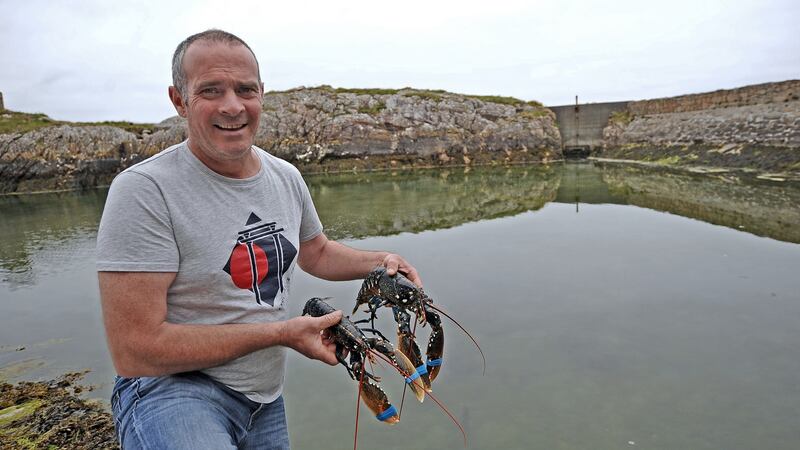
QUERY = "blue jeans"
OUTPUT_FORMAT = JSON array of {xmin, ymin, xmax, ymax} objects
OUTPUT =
[{"xmin": 111, "ymin": 372, "xmax": 290, "ymax": 449}]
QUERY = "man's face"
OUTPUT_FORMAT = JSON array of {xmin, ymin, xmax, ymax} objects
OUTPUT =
[{"xmin": 171, "ymin": 41, "xmax": 263, "ymax": 168}]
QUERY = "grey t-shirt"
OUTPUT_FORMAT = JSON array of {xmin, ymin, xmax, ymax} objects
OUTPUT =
[{"xmin": 96, "ymin": 141, "xmax": 323, "ymax": 403}]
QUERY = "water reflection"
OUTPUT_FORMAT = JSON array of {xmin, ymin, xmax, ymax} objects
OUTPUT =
[
  {"xmin": 308, "ymin": 165, "xmax": 560, "ymax": 240},
  {"xmin": 0, "ymin": 190, "xmax": 107, "ymax": 289},
  {"xmin": 2, "ymin": 163, "xmax": 799, "ymax": 290},
  {"xmin": 308, "ymin": 162, "xmax": 800, "ymax": 243},
  {"xmin": 596, "ymin": 162, "xmax": 800, "ymax": 243}
]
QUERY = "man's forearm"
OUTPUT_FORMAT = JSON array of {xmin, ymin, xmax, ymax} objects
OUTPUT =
[
  {"xmin": 111, "ymin": 320, "xmax": 287, "ymax": 377},
  {"xmin": 300, "ymin": 237, "xmax": 388, "ymax": 281},
  {"xmin": 100, "ymin": 271, "xmax": 342, "ymax": 378},
  {"xmin": 298, "ymin": 233, "xmax": 423, "ymax": 286}
]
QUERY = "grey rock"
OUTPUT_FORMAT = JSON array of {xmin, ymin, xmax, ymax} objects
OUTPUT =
[{"xmin": 0, "ymin": 88, "xmax": 559, "ymax": 193}]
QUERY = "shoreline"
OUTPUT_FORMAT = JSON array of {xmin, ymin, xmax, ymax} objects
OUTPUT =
[
  {"xmin": 0, "ymin": 372, "xmax": 117, "ymax": 448},
  {"xmin": 2, "ymin": 80, "xmax": 798, "ymax": 195},
  {"xmin": 2, "ymin": 154, "xmax": 796, "ymax": 198},
  {"xmin": 589, "ymin": 157, "xmax": 800, "ymax": 182}
]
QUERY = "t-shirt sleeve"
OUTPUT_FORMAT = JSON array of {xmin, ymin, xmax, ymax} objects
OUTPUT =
[
  {"xmin": 297, "ymin": 175, "xmax": 323, "ymax": 242},
  {"xmin": 96, "ymin": 171, "xmax": 179, "ymax": 272}
]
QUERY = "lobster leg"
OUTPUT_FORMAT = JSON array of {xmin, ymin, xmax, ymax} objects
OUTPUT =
[
  {"xmin": 356, "ymin": 326, "xmax": 391, "ymax": 342},
  {"xmin": 337, "ymin": 343, "xmax": 356, "ymax": 380},
  {"xmin": 393, "ymin": 307, "xmax": 432, "ymax": 394}
]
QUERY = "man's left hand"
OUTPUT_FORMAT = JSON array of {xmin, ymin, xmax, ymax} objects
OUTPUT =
[{"xmin": 382, "ymin": 253, "xmax": 422, "ymax": 287}]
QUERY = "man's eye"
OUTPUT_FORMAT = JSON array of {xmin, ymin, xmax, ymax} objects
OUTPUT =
[{"xmin": 201, "ymin": 88, "xmax": 219, "ymax": 94}]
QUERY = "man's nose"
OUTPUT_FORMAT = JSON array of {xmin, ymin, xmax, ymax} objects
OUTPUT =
[{"xmin": 218, "ymin": 89, "xmax": 245, "ymax": 116}]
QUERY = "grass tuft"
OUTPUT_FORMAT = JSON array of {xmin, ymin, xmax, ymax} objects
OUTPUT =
[
  {"xmin": 609, "ymin": 110, "xmax": 634, "ymax": 125},
  {"xmin": 0, "ymin": 110, "xmax": 155, "ymax": 135},
  {"xmin": 357, "ymin": 102, "xmax": 387, "ymax": 115},
  {"xmin": 0, "ymin": 111, "xmax": 56, "ymax": 134},
  {"xmin": 466, "ymin": 95, "xmax": 525, "ymax": 106},
  {"xmin": 518, "ymin": 109, "xmax": 551, "ymax": 119}
]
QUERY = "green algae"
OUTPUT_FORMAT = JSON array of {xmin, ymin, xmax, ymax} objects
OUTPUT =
[{"xmin": 0, "ymin": 399, "xmax": 42, "ymax": 428}]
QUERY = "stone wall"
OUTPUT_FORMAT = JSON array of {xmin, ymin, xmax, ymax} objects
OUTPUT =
[
  {"xmin": 606, "ymin": 101, "xmax": 800, "ymax": 148},
  {"xmin": 601, "ymin": 81, "xmax": 800, "ymax": 176},
  {"xmin": 628, "ymin": 80, "xmax": 800, "ymax": 115}
]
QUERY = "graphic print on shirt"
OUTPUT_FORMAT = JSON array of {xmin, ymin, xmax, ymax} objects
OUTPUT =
[{"xmin": 223, "ymin": 212, "xmax": 297, "ymax": 306}]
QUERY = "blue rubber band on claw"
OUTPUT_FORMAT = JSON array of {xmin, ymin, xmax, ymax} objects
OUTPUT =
[
  {"xmin": 405, "ymin": 371, "xmax": 421, "ymax": 383},
  {"xmin": 376, "ymin": 405, "xmax": 398, "ymax": 421},
  {"xmin": 416, "ymin": 364, "xmax": 428, "ymax": 375},
  {"xmin": 427, "ymin": 358, "xmax": 443, "ymax": 366}
]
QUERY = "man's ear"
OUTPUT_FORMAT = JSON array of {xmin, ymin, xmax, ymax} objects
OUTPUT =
[{"xmin": 168, "ymin": 86, "xmax": 187, "ymax": 117}]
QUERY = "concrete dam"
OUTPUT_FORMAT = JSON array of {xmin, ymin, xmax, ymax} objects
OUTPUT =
[{"xmin": 548, "ymin": 100, "xmax": 629, "ymax": 157}]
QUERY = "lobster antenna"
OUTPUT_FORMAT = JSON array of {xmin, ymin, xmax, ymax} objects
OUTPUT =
[
  {"xmin": 398, "ymin": 381, "xmax": 407, "ymax": 419},
  {"xmin": 354, "ymin": 365, "xmax": 364, "ymax": 450},
  {"xmin": 368, "ymin": 348, "xmax": 467, "ymax": 447},
  {"xmin": 367, "ymin": 349, "xmax": 427, "ymax": 393},
  {"xmin": 422, "ymin": 387, "xmax": 468, "ymax": 447},
  {"xmin": 426, "ymin": 303, "xmax": 486, "ymax": 376}
]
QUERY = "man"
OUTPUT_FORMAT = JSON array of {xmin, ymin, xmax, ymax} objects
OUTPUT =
[{"xmin": 97, "ymin": 29, "xmax": 421, "ymax": 449}]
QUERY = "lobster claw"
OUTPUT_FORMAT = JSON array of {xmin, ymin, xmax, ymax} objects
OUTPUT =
[
  {"xmin": 360, "ymin": 377, "xmax": 399, "ymax": 424},
  {"xmin": 398, "ymin": 331, "xmax": 432, "ymax": 397},
  {"xmin": 393, "ymin": 344, "xmax": 427, "ymax": 403},
  {"xmin": 426, "ymin": 323, "xmax": 444, "ymax": 383}
]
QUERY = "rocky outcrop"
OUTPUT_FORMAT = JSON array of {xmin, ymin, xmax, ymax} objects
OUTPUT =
[
  {"xmin": 0, "ymin": 88, "xmax": 559, "ymax": 194},
  {"xmin": 601, "ymin": 81, "xmax": 800, "ymax": 176},
  {"xmin": 255, "ymin": 87, "xmax": 560, "ymax": 168},
  {"xmin": 0, "ymin": 125, "xmax": 142, "ymax": 193}
]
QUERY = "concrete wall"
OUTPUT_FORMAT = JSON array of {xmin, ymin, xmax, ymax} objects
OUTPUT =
[{"xmin": 549, "ymin": 101, "xmax": 629, "ymax": 151}]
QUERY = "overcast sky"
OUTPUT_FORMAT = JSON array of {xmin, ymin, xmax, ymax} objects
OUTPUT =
[{"xmin": 1, "ymin": 0, "xmax": 798, "ymax": 123}]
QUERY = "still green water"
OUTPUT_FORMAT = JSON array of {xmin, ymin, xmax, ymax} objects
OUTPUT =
[{"xmin": 1, "ymin": 162, "xmax": 799, "ymax": 449}]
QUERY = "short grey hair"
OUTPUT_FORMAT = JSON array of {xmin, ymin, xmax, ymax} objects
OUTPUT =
[{"xmin": 171, "ymin": 29, "xmax": 262, "ymax": 100}]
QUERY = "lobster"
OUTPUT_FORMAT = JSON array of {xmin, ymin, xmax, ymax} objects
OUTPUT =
[
  {"xmin": 301, "ymin": 297, "xmax": 426, "ymax": 423},
  {"xmin": 353, "ymin": 267, "xmax": 486, "ymax": 388}
]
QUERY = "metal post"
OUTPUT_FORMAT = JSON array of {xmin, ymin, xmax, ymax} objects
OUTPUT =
[{"xmin": 574, "ymin": 95, "xmax": 579, "ymax": 147}]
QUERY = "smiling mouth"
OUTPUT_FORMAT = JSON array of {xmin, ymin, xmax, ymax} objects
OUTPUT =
[{"xmin": 214, "ymin": 123, "xmax": 247, "ymax": 131}]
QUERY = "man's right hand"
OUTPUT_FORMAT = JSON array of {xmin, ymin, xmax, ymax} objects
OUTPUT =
[{"xmin": 280, "ymin": 311, "xmax": 342, "ymax": 366}]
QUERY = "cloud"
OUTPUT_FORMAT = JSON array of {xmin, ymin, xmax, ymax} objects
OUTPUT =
[{"xmin": 0, "ymin": 0, "xmax": 797, "ymax": 121}]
